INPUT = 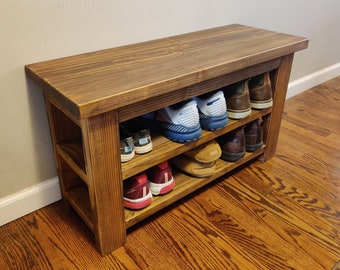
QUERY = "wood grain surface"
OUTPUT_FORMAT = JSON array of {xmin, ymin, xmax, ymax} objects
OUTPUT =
[
  {"xmin": 25, "ymin": 24, "xmax": 308, "ymax": 120},
  {"xmin": 1, "ymin": 76, "xmax": 339, "ymax": 269}
]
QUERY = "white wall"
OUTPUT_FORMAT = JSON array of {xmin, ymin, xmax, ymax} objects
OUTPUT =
[{"xmin": 0, "ymin": 0, "xmax": 339, "ymax": 222}]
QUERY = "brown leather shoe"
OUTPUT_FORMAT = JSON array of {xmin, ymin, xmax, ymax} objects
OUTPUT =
[
  {"xmin": 218, "ymin": 127, "xmax": 246, "ymax": 162},
  {"xmin": 248, "ymin": 72, "xmax": 273, "ymax": 109},
  {"xmin": 245, "ymin": 119, "xmax": 263, "ymax": 152},
  {"xmin": 223, "ymin": 80, "xmax": 251, "ymax": 119}
]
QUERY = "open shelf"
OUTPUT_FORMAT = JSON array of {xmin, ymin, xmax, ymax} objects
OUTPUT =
[
  {"xmin": 121, "ymin": 107, "xmax": 271, "ymax": 179},
  {"xmin": 57, "ymin": 141, "xmax": 88, "ymax": 184},
  {"xmin": 63, "ymin": 146, "xmax": 265, "ymax": 233},
  {"xmin": 55, "ymin": 108, "xmax": 271, "ymax": 183},
  {"xmin": 26, "ymin": 24, "xmax": 308, "ymax": 255},
  {"xmin": 124, "ymin": 147, "xmax": 265, "ymax": 228},
  {"xmin": 64, "ymin": 184, "xmax": 94, "ymax": 232}
]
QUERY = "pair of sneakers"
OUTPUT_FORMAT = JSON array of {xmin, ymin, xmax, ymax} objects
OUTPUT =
[
  {"xmin": 143, "ymin": 91, "xmax": 228, "ymax": 142},
  {"xmin": 120, "ymin": 121, "xmax": 153, "ymax": 162},
  {"xmin": 123, "ymin": 161, "xmax": 175, "ymax": 210}
]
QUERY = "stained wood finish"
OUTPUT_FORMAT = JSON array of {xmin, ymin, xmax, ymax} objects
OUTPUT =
[
  {"xmin": 24, "ymin": 25, "xmax": 309, "ymax": 254},
  {"xmin": 25, "ymin": 24, "xmax": 308, "ymax": 120},
  {"xmin": 81, "ymin": 111, "xmax": 126, "ymax": 254},
  {"xmin": 1, "ymin": 77, "xmax": 339, "ymax": 269}
]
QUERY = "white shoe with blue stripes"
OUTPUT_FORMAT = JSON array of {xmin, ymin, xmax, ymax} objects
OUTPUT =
[{"xmin": 144, "ymin": 100, "xmax": 202, "ymax": 142}]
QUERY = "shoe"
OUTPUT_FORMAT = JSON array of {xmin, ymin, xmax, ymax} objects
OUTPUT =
[
  {"xmin": 245, "ymin": 119, "xmax": 263, "ymax": 152},
  {"xmin": 218, "ymin": 127, "xmax": 246, "ymax": 162},
  {"xmin": 120, "ymin": 120, "xmax": 152, "ymax": 154},
  {"xmin": 120, "ymin": 126, "xmax": 135, "ymax": 162},
  {"xmin": 147, "ymin": 161, "xmax": 175, "ymax": 195},
  {"xmin": 223, "ymin": 80, "xmax": 251, "ymax": 119},
  {"xmin": 120, "ymin": 137, "xmax": 135, "ymax": 162},
  {"xmin": 123, "ymin": 172, "xmax": 153, "ymax": 210},
  {"xmin": 143, "ymin": 100, "xmax": 202, "ymax": 142},
  {"xmin": 132, "ymin": 129, "xmax": 152, "ymax": 154},
  {"xmin": 194, "ymin": 91, "xmax": 228, "ymax": 130},
  {"xmin": 248, "ymin": 73, "xmax": 273, "ymax": 109},
  {"xmin": 183, "ymin": 140, "xmax": 222, "ymax": 163},
  {"xmin": 171, "ymin": 155, "xmax": 216, "ymax": 178}
]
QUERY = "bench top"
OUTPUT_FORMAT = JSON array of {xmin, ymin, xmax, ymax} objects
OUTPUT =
[{"xmin": 25, "ymin": 24, "xmax": 308, "ymax": 120}]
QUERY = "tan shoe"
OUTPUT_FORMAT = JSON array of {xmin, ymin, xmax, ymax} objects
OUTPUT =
[
  {"xmin": 183, "ymin": 140, "xmax": 221, "ymax": 163},
  {"xmin": 171, "ymin": 155, "xmax": 216, "ymax": 178}
]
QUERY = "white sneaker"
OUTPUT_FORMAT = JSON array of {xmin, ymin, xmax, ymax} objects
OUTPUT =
[
  {"xmin": 194, "ymin": 91, "xmax": 228, "ymax": 130},
  {"xmin": 144, "ymin": 100, "xmax": 202, "ymax": 142}
]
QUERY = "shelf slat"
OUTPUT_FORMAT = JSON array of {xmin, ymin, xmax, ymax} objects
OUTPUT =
[
  {"xmin": 57, "ymin": 141, "xmax": 88, "ymax": 184},
  {"xmin": 64, "ymin": 184, "xmax": 94, "ymax": 232}
]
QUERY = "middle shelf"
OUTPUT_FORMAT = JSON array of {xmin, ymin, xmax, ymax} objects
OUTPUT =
[{"xmin": 56, "ymin": 107, "xmax": 272, "ymax": 185}]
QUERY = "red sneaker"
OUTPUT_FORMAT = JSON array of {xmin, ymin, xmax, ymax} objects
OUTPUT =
[
  {"xmin": 123, "ymin": 172, "xmax": 152, "ymax": 210},
  {"xmin": 147, "ymin": 161, "xmax": 175, "ymax": 195}
]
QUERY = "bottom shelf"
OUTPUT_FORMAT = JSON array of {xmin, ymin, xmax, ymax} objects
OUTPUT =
[
  {"xmin": 125, "ymin": 146, "xmax": 265, "ymax": 228},
  {"xmin": 64, "ymin": 185, "xmax": 94, "ymax": 232},
  {"xmin": 64, "ymin": 147, "xmax": 265, "ymax": 232}
]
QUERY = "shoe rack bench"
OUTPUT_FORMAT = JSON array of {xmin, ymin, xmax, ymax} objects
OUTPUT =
[{"xmin": 25, "ymin": 24, "xmax": 308, "ymax": 255}]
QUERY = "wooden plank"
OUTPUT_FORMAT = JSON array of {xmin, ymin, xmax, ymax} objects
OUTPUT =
[
  {"xmin": 25, "ymin": 24, "xmax": 308, "ymax": 120},
  {"xmin": 81, "ymin": 110, "xmax": 126, "ymax": 255},
  {"xmin": 263, "ymin": 53, "xmax": 294, "ymax": 159},
  {"xmin": 0, "ymin": 77, "xmax": 338, "ymax": 269}
]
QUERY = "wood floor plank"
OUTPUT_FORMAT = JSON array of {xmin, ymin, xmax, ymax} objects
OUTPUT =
[
  {"xmin": 126, "ymin": 205, "xmax": 260, "ymax": 269},
  {"xmin": 0, "ymin": 76, "xmax": 339, "ymax": 269},
  {"xmin": 219, "ymin": 174, "xmax": 339, "ymax": 269},
  {"xmin": 242, "ymin": 162, "xmax": 340, "ymax": 242},
  {"xmin": 207, "ymin": 179, "xmax": 336, "ymax": 270}
]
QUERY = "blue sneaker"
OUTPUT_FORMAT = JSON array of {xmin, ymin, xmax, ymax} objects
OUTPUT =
[
  {"xmin": 143, "ymin": 100, "xmax": 202, "ymax": 142},
  {"xmin": 194, "ymin": 91, "xmax": 228, "ymax": 130}
]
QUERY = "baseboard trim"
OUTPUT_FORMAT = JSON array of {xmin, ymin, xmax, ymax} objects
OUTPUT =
[
  {"xmin": 287, "ymin": 62, "xmax": 340, "ymax": 99},
  {"xmin": 0, "ymin": 177, "xmax": 61, "ymax": 226},
  {"xmin": 1, "ymin": 63, "xmax": 339, "ymax": 227}
]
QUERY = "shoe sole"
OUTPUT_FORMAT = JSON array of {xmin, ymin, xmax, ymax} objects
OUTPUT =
[
  {"xmin": 149, "ymin": 177, "xmax": 175, "ymax": 195},
  {"xmin": 121, "ymin": 151, "xmax": 135, "ymax": 162},
  {"xmin": 221, "ymin": 151, "xmax": 245, "ymax": 162},
  {"xmin": 200, "ymin": 114, "xmax": 228, "ymax": 130},
  {"xmin": 163, "ymin": 124, "xmax": 202, "ymax": 142},
  {"xmin": 251, "ymin": 99, "xmax": 273, "ymax": 109},
  {"xmin": 246, "ymin": 142, "xmax": 263, "ymax": 152},
  {"xmin": 134, "ymin": 142, "xmax": 153, "ymax": 154},
  {"xmin": 123, "ymin": 191, "xmax": 153, "ymax": 210},
  {"xmin": 227, "ymin": 109, "xmax": 251, "ymax": 119}
]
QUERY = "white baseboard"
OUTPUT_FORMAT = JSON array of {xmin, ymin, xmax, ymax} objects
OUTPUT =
[
  {"xmin": 0, "ymin": 177, "xmax": 61, "ymax": 226},
  {"xmin": 287, "ymin": 62, "xmax": 340, "ymax": 99},
  {"xmin": 1, "ymin": 63, "xmax": 339, "ymax": 227}
]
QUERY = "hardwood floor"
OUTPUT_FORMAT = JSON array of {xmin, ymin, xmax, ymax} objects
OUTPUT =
[{"xmin": 1, "ymin": 76, "xmax": 339, "ymax": 270}]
